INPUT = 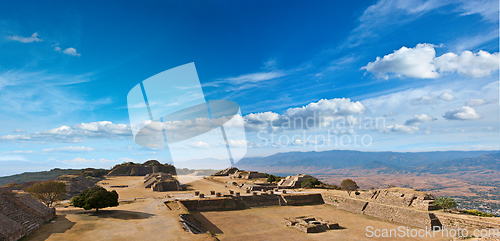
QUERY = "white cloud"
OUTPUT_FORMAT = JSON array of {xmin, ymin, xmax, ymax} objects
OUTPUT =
[
  {"xmin": 404, "ymin": 114, "xmax": 437, "ymax": 126},
  {"xmin": 53, "ymin": 43, "xmax": 61, "ymax": 52},
  {"xmin": 12, "ymin": 128, "xmax": 26, "ymax": 133},
  {"xmin": 60, "ymin": 157, "xmax": 122, "ymax": 164},
  {"xmin": 465, "ymin": 98, "xmax": 497, "ymax": 106},
  {"xmin": 62, "ymin": 47, "xmax": 81, "ymax": 56},
  {"xmin": 0, "ymin": 121, "xmax": 131, "ymax": 143},
  {"xmin": 223, "ymin": 71, "xmax": 286, "ymax": 84},
  {"xmin": 362, "ymin": 43, "xmax": 439, "ymax": 79},
  {"xmin": 456, "ymin": 0, "xmax": 499, "ymax": 22},
  {"xmin": 347, "ymin": 0, "xmax": 497, "ymax": 48},
  {"xmin": 434, "ymin": 50, "xmax": 499, "ymax": 78},
  {"xmin": 0, "ymin": 70, "xmax": 100, "ymax": 120},
  {"xmin": 8, "ymin": 32, "xmax": 42, "ymax": 43},
  {"xmin": 187, "ymin": 141, "xmax": 211, "ymax": 149},
  {"xmin": 410, "ymin": 92, "xmax": 456, "ymax": 105},
  {"xmin": 226, "ymin": 139, "xmax": 249, "ymax": 148},
  {"xmin": 383, "ymin": 112, "xmax": 397, "ymax": 117},
  {"xmin": 443, "ymin": 106, "xmax": 482, "ymax": 120},
  {"xmin": 438, "ymin": 92, "xmax": 455, "ymax": 101},
  {"xmin": 410, "ymin": 94, "xmax": 438, "ymax": 105},
  {"xmin": 42, "ymin": 146, "xmax": 94, "ymax": 152},
  {"xmin": 382, "ymin": 124, "xmax": 419, "ymax": 134},
  {"xmin": 362, "ymin": 44, "xmax": 499, "ymax": 79},
  {"xmin": 244, "ymin": 98, "xmax": 367, "ymax": 132},
  {"xmin": 3, "ymin": 150, "xmax": 34, "ymax": 154}
]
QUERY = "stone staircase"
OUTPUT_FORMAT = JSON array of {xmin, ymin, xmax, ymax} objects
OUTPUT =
[
  {"xmin": 0, "ymin": 195, "xmax": 43, "ymax": 234},
  {"xmin": 429, "ymin": 213, "xmax": 442, "ymax": 228},
  {"xmin": 0, "ymin": 192, "xmax": 55, "ymax": 240}
]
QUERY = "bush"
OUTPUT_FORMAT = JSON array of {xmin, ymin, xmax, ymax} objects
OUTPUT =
[
  {"xmin": 267, "ymin": 175, "xmax": 276, "ymax": 183},
  {"xmin": 355, "ymin": 191, "xmax": 360, "ymax": 195},
  {"xmin": 460, "ymin": 209, "xmax": 495, "ymax": 217},
  {"xmin": 301, "ymin": 178, "xmax": 321, "ymax": 188},
  {"xmin": 232, "ymin": 181, "xmax": 238, "ymax": 186},
  {"xmin": 71, "ymin": 186, "xmax": 119, "ymax": 213}
]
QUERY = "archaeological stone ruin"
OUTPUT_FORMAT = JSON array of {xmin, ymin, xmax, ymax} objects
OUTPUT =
[
  {"xmin": 282, "ymin": 216, "xmax": 340, "ymax": 233},
  {"xmin": 143, "ymin": 172, "xmax": 184, "ymax": 192},
  {"xmin": 0, "ymin": 187, "xmax": 56, "ymax": 241},
  {"xmin": 229, "ymin": 170, "xmax": 267, "ymax": 179},
  {"xmin": 212, "ymin": 167, "xmax": 239, "ymax": 176},
  {"xmin": 359, "ymin": 187, "xmax": 438, "ymax": 211},
  {"xmin": 108, "ymin": 160, "xmax": 176, "ymax": 176},
  {"xmin": 277, "ymin": 174, "xmax": 314, "ymax": 189}
]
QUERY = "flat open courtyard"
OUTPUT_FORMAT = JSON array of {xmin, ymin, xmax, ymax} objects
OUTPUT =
[
  {"xmin": 193, "ymin": 204, "xmax": 451, "ymax": 241},
  {"xmin": 23, "ymin": 176, "xmax": 457, "ymax": 240}
]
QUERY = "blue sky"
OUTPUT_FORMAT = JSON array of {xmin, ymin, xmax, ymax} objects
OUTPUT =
[{"xmin": 0, "ymin": 0, "xmax": 499, "ymax": 175}]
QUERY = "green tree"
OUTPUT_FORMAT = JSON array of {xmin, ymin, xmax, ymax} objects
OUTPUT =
[
  {"xmin": 25, "ymin": 180, "xmax": 67, "ymax": 207},
  {"xmin": 267, "ymin": 175, "xmax": 276, "ymax": 183},
  {"xmin": 301, "ymin": 178, "xmax": 321, "ymax": 188},
  {"xmin": 71, "ymin": 186, "xmax": 119, "ymax": 213},
  {"xmin": 435, "ymin": 196, "xmax": 457, "ymax": 212},
  {"xmin": 341, "ymin": 179, "xmax": 359, "ymax": 196}
]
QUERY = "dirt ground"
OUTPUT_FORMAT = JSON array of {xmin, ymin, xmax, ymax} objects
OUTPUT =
[
  {"xmin": 22, "ymin": 175, "xmax": 490, "ymax": 241},
  {"xmin": 194, "ymin": 204, "xmax": 453, "ymax": 241},
  {"xmin": 23, "ymin": 176, "xmax": 215, "ymax": 241}
]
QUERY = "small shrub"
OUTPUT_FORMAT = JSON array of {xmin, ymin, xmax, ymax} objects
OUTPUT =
[
  {"xmin": 460, "ymin": 209, "xmax": 495, "ymax": 217},
  {"xmin": 355, "ymin": 191, "xmax": 360, "ymax": 195}
]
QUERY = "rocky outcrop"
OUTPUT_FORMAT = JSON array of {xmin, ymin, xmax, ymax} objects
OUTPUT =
[
  {"xmin": 0, "ymin": 189, "xmax": 55, "ymax": 241},
  {"xmin": 108, "ymin": 160, "xmax": 176, "ymax": 176}
]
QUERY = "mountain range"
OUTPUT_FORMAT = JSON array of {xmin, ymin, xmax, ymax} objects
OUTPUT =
[{"xmin": 235, "ymin": 150, "xmax": 500, "ymax": 175}]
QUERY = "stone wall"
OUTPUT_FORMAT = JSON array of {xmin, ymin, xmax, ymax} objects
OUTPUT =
[
  {"xmin": 239, "ymin": 195, "xmax": 280, "ymax": 207},
  {"xmin": 323, "ymin": 193, "xmax": 500, "ymax": 230},
  {"xmin": 178, "ymin": 197, "xmax": 238, "ymax": 211},
  {"xmin": 177, "ymin": 193, "xmax": 325, "ymax": 211},
  {"xmin": 281, "ymin": 193, "xmax": 324, "ymax": 206},
  {"xmin": 363, "ymin": 202, "xmax": 440, "ymax": 229},
  {"xmin": 435, "ymin": 214, "xmax": 500, "ymax": 230},
  {"xmin": 0, "ymin": 192, "xmax": 55, "ymax": 241}
]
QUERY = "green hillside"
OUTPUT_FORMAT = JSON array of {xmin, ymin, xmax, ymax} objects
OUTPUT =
[{"xmin": 0, "ymin": 168, "xmax": 107, "ymax": 186}]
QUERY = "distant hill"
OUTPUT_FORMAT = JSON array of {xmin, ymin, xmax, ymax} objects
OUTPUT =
[
  {"xmin": 236, "ymin": 150, "xmax": 500, "ymax": 174},
  {"xmin": 0, "ymin": 168, "xmax": 105, "ymax": 186},
  {"xmin": 416, "ymin": 153, "xmax": 500, "ymax": 174}
]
